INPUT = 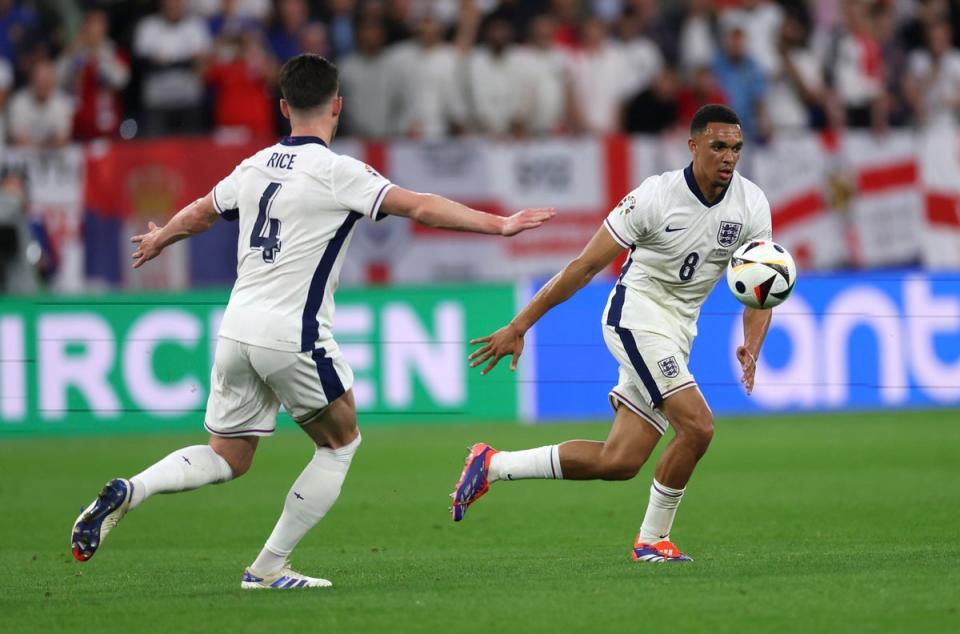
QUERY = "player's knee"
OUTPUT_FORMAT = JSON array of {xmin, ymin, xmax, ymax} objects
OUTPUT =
[
  {"xmin": 600, "ymin": 450, "xmax": 643, "ymax": 481},
  {"xmin": 679, "ymin": 413, "xmax": 714, "ymax": 455}
]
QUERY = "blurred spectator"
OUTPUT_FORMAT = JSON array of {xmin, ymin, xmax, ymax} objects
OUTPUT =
[
  {"xmin": 875, "ymin": 3, "xmax": 910, "ymax": 126},
  {"xmin": 765, "ymin": 11, "xmax": 825, "ymax": 133},
  {"xmin": 712, "ymin": 21, "xmax": 767, "ymax": 140},
  {"xmin": 300, "ymin": 21, "xmax": 330, "ymax": 57},
  {"xmin": 387, "ymin": 13, "xmax": 467, "ymax": 138},
  {"xmin": 467, "ymin": 17, "xmax": 532, "ymax": 136},
  {"xmin": 625, "ymin": 0, "xmax": 677, "ymax": 63},
  {"xmin": 207, "ymin": 0, "xmax": 264, "ymax": 39},
  {"xmin": 325, "ymin": 0, "xmax": 357, "ymax": 59},
  {"xmin": 898, "ymin": 0, "xmax": 952, "ymax": 51},
  {"xmin": 519, "ymin": 14, "xmax": 570, "ymax": 134},
  {"xmin": 133, "ymin": 0, "xmax": 212, "ymax": 136},
  {"xmin": 483, "ymin": 0, "xmax": 548, "ymax": 40},
  {"xmin": 676, "ymin": 64, "xmax": 727, "ymax": 124},
  {"xmin": 678, "ymin": 0, "xmax": 718, "ymax": 74},
  {"xmin": 722, "ymin": 0, "xmax": 784, "ymax": 77},
  {"xmin": 268, "ymin": 0, "xmax": 309, "ymax": 61},
  {"xmin": 550, "ymin": 0, "xmax": 581, "ymax": 48},
  {"xmin": 58, "ymin": 9, "xmax": 130, "ymax": 141},
  {"xmin": 904, "ymin": 21, "xmax": 960, "ymax": 129},
  {"xmin": 623, "ymin": 65, "xmax": 680, "ymax": 133},
  {"xmin": 567, "ymin": 18, "xmax": 630, "ymax": 134},
  {"xmin": 8, "ymin": 60, "xmax": 73, "ymax": 148},
  {"xmin": 206, "ymin": 31, "xmax": 276, "ymax": 136},
  {"xmin": 339, "ymin": 18, "xmax": 393, "ymax": 138},
  {"xmin": 829, "ymin": 0, "xmax": 885, "ymax": 130},
  {"xmin": 0, "ymin": 0, "xmax": 36, "ymax": 64},
  {"xmin": 190, "ymin": 0, "xmax": 270, "ymax": 21},
  {"xmin": 0, "ymin": 54, "xmax": 11, "ymax": 146},
  {"xmin": 0, "ymin": 167, "xmax": 40, "ymax": 293},
  {"xmin": 616, "ymin": 8, "xmax": 664, "ymax": 98}
]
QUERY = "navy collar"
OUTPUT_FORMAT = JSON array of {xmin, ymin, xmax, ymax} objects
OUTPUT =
[
  {"xmin": 684, "ymin": 163, "xmax": 730, "ymax": 208},
  {"xmin": 280, "ymin": 136, "xmax": 328, "ymax": 147}
]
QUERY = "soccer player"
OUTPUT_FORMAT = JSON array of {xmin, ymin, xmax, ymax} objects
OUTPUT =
[
  {"xmin": 451, "ymin": 104, "xmax": 772, "ymax": 563},
  {"xmin": 70, "ymin": 54, "xmax": 554, "ymax": 588}
]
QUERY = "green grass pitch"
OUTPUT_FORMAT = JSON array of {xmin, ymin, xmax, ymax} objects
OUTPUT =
[{"xmin": 2, "ymin": 410, "xmax": 959, "ymax": 633}]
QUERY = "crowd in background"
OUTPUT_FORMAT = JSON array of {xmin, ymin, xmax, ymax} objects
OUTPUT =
[{"xmin": 0, "ymin": 0, "xmax": 958, "ymax": 147}]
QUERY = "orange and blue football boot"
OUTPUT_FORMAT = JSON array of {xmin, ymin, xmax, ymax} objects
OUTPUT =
[
  {"xmin": 451, "ymin": 443, "xmax": 497, "ymax": 521},
  {"xmin": 631, "ymin": 536, "xmax": 693, "ymax": 563}
]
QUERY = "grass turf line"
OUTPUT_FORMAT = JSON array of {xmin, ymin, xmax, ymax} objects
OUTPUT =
[{"xmin": 1, "ymin": 410, "xmax": 958, "ymax": 633}]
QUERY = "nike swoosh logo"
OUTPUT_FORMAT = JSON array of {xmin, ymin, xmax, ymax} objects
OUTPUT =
[{"xmin": 665, "ymin": 225, "xmax": 687, "ymax": 232}]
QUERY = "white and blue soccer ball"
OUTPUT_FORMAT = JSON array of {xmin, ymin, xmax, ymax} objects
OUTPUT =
[{"xmin": 726, "ymin": 240, "xmax": 797, "ymax": 309}]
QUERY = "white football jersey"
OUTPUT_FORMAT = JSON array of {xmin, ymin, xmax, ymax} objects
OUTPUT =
[
  {"xmin": 212, "ymin": 136, "xmax": 393, "ymax": 352},
  {"xmin": 602, "ymin": 165, "xmax": 772, "ymax": 351}
]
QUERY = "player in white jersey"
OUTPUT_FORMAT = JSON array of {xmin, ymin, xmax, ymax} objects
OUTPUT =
[
  {"xmin": 451, "ymin": 105, "xmax": 774, "ymax": 562},
  {"xmin": 69, "ymin": 54, "xmax": 554, "ymax": 588}
]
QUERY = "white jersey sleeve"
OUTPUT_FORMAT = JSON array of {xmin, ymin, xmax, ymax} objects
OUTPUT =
[
  {"xmin": 743, "ymin": 185, "xmax": 774, "ymax": 242},
  {"xmin": 211, "ymin": 165, "xmax": 241, "ymax": 220},
  {"xmin": 603, "ymin": 176, "xmax": 660, "ymax": 248},
  {"xmin": 331, "ymin": 155, "xmax": 394, "ymax": 221}
]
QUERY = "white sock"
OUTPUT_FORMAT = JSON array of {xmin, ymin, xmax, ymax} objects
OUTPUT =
[
  {"xmin": 488, "ymin": 445, "xmax": 562, "ymax": 483},
  {"xmin": 250, "ymin": 434, "xmax": 361, "ymax": 576},
  {"xmin": 638, "ymin": 479, "xmax": 685, "ymax": 543},
  {"xmin": 128, "ymin": 445, "xmax": 233, "ymax": 509}
]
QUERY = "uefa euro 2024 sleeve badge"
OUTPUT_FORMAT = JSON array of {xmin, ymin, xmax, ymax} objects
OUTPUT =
[{"xmin": 617, "ymin": 195, "xmax": 637, "ymax": 215}]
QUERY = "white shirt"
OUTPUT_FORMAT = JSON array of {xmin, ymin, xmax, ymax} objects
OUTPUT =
[
  {"xmin": 8, "ymin": 89, "xmax": 73, "ymax": 145},
  {"xmin": 133, "ymin": 14, "xmax": 211, "ymax": 108},
  {"xmin": 468, "ymin": 47, "xmax": 532, "ymax": 135},
  {"xmin": 621, "ymin": 37, "xmax": 664, "ymax": 96},
  {"xmin": 567, "ymin": 41, "xmax": 631, "ymax": 133},
  {"xmin": 766, "ymin": 48, "xmax": 823, "ymax": 130},
  {"xmin": 386, "ymin": 42, "xmax": 468, "ymax": 139},
  {"xmin": 602, "ymin": 166, "xmax": 773, "ymax": 350},
  {"xmin": 833, "ymin": 34, "xmax": 883, "ymax": 107},
  {"xmin": 212, "ymin": 136, "xmax": 394, "ymax": 352},
  {"xmin": 516, "ymin": 46, "xmax": 570, "ymax": 134},
  {"xmin": 907, "ymin": 49, "xmax": 960, "ymax": 129},
  {"xmin": 339, "ymin": 51, "xmax": 394, "ymax": 138}
]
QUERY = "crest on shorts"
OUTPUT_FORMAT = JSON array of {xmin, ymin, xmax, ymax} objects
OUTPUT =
[
  {"xmin": 658, "ymin": 356, "xmax": 680, "ymax": 378},
  {"xmin": 717, "ymin": 221, "xmax": 742, "ymax": 247},
  {"xmin": 617, "ymin": 195, "xmax": 637, "ymax": 215}
]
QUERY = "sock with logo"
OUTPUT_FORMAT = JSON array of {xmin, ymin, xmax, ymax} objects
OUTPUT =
[
  {"xmin": 487, "ymin": 445, "xmax": 562, "ymax": 482},
  {"xmin": 128, "ymin": 445, "xmax": 234, "ymax": 509},
  {"xmin": 638, "ymin": 479, "xmax": 685, "ymax": 543},
  {"xmin": 250, "ymin": 434, "xmax": 361, "ymax": 576}
]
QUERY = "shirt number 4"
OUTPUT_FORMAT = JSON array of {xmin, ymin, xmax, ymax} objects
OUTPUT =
[{"xmin": 251, "ymin": 182, "xmax": 282, "ymax": 263}]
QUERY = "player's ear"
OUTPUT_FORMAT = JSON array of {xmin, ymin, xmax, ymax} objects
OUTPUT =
[
  {"xmin": 687, "ymin": 136, "xmax": 697, "ymax": 155},
  {"xmin": 279, "ymin": 99, "xmax": 291, "ymax": 121},
  {"xmin": 331, "ymin": 95, "xmax": 343, "ymax": 118}
]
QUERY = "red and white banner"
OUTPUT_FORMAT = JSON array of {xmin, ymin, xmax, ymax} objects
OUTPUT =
[{"xmin": 28, "ymin": 129, "xmax": 960, "ymax": 291}]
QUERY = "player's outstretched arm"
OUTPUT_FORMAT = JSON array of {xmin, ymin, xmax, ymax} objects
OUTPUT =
[
  {"xmin": 131, "ymin": 193, "xmax": 219, "ymax": 268},
  {"xmin": 736, "ymin": 306, "xmax": 773, "ymax": 395},
  {"xmin": 469, "ymin": 226, "xmax": 624, "ymax": 375},
  {"xmin": 380, "ymin": 186, "xmax": 555, "ymax": 236}
]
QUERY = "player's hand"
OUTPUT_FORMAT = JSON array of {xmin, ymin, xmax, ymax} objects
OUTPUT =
[
  {"xmin": 501, "ymin": 208, "xmax": 556, "ymax": 237},
  {"xmin": 130, "ymin": 221, "xmax": 164, "ymax": 269},
  {"xmin": 469, "ymin": 323, "xmax": 525, "ymax": 375},
  {"xmin": 736, "ymin": 345, "xmax": 757, "ymax": 395}
]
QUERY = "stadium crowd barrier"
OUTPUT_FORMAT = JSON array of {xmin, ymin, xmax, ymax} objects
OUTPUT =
[{"xmin": 1, "ymin": 273, "xmax": 957, "ymax": 435}]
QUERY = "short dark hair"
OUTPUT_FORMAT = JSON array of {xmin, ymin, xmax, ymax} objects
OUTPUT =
[
  {"xmin": 278, "ymin": 54, "xmax": 339, "ymax": 111},
  {"xmin": 690, "ymin": 104, "xmax": 741, "ymax": 135}
]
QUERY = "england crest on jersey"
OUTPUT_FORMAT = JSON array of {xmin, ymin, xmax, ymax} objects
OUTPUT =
[
  {"xmin": 717, "ymin": 221, "xmax": 742, "ymax": 247},
  {"xmin": 658, "ymin": 356, "xmax": 679, "ymax": 378}
]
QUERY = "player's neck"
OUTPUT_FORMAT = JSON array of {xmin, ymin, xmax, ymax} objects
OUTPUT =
[
  {"xmin": 288, "ymin": 119, "xmax": 335, "ymax": 146},
  {"xmin": 691, "ymin": 165, "xmax": 724, "ymax": 203}
]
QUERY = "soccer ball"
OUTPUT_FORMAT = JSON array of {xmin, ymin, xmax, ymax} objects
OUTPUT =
[{"xmin": 726, "ymin": 241, "xmax": 797, "ymax": 309}]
